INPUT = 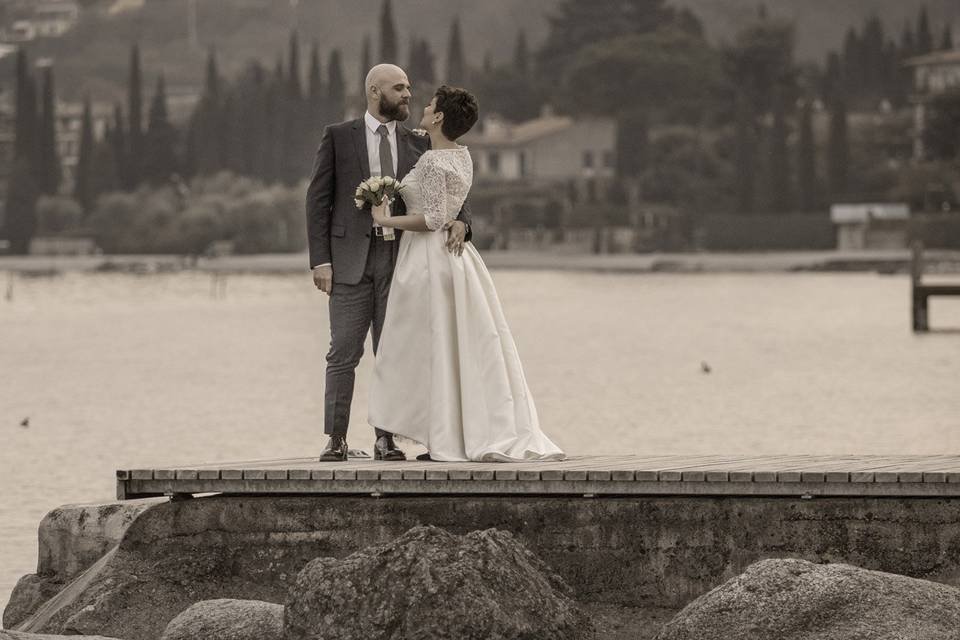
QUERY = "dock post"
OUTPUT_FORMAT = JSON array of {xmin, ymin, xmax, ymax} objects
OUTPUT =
[{"xmin": 911, "ymin": 241, "xmax": 928, "ymax": 332}]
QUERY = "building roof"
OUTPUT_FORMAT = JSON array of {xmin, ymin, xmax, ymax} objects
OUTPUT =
[
  {"xmin": 830, "ymin": 203, "xmax": 910, "ymax": 224},
  {"xmin": 463, "ymin": 115, "xmax": 575, "ymax": 147},
  {"xmin": 903, "ymin": 49, "xmax": 960, "ymax": 67}
]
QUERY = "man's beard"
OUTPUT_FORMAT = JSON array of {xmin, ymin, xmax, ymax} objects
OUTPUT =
[{"xmin": 379, "ymin": 95, "xmax": 410, "ymax": 121}]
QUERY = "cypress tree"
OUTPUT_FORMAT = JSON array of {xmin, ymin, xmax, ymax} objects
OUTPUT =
[
  {"xmin": 111, "ymin": 104, "xmax": 128, "ymax": 188},
  {"xmin": 379, "ymin": 0, "xmax": 398, "ymax": 63},
  {"xmin": 127, "ymin": 43, "xmax": 144, "ymax": 186},
  {"xmin": 735, "ymin": 91, "xmax": 756, "ymax": 214},
  {"xmin": 13, "ymin": 49, "xmax": 39, "ymax": 168},
  {"xmin": 797, "ymin": 98, "xmax": 817, "ymax": 212},
  {"xmin": 359, "ymin": 34, "xmax": 371, "ymax": 95},
  {"xmin": 827, "ymin": 92, "xmax": 849, "ymax": 200},
  {"xmin": 193, "ymin": 49, "xmax": 224, "ymax": 175},
  {"xmin": 446, "ymin": 17, "xmax": 466, "ymax": 85},
  {"xmin": 74, "ymin": 96, "xmax": 95, "ymax": 213},
  {"xmin": 90, "ymin": 123, "xmax": 119, "ymax": 199},
  {"xmin": 38, "ymin": 64, "xmax": 61, "ymax": 195},
  {"xmin": 327, "ymin": 49, "xmax": 346, "ymax": 123},
  {"xmin": 144, "ymin": 75, "xmax": 178, "ymax": 185},
  {"xmin": 287, "ymin": 30, "xmax": 302, "ymax": 100},
  {"xmin": 768, "ymin": 85, "xmax": 791, "ymax": 212},
  {"xmin": 4, "ymin": 158, "xmax": 39, "ymax": 253},
  {"xmin": 900, "ymin": 21, "xmax": 916, "ymax": 59},
  {"xmin": 916, "ymin": 6, "xmax": 934, "ymax": 55},
  {"xmin": 307, "ymin": 43, "xmax": 324, "ymax": 133},
  {"xmin": 5, "ymin": 49, "xmax": 40, "ymax": 251},
  {"xmin": 514, "ymin": 30, "xmax": 530, "ymax": 80}
]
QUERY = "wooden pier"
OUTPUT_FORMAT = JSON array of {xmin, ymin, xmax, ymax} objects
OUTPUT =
[
  {"xmin": 912, "ymin": 241, "xmax": 960, "ymax": 331},
  {"xmin": 117, "ymin": 454, "xmax": 960, "ymax": 500}
]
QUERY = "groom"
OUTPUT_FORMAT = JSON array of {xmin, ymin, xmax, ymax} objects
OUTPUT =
[{"xmin": 306, "ymin": 64, "xmax": 473, "ymax": 462}]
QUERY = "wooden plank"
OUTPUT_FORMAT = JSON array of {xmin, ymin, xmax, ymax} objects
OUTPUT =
[
  {"xmin": 426, "ymin": 470, "xmax": 449, "ymax": 481},
  {"xmin": 518, "ymin": 470, "xmax": 541, "ymax": 481},
  {"xmin": 588, "ymin": 470, "xmax": 612, "ymax": 481}
]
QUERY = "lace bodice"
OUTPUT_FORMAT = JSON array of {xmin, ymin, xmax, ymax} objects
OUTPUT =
[{"xmin": 400, "ymin": 147, "xmax": 473, "ymax": 231}]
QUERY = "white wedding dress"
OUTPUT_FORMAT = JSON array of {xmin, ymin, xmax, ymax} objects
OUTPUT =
[{"xmin": 368, "ymin": 147, "xmax": 565, "ymax": 462}]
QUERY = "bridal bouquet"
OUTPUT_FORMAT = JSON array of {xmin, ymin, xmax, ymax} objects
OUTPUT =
[{"xmin": 354, "ymin": 176, "xmax": 404, "ymax": 209}]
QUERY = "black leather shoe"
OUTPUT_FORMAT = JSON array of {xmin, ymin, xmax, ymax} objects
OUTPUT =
[
  {"xmin": 373, "ymin": 435, "xmax": 406, "ymax": 461},
  {"xmin": 319, "ymin": 435, "xmax": 348, "ymax": 462}
]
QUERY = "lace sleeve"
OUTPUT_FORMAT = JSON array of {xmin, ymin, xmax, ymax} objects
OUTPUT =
[{"xmin": 418, "ymin": 154, "xmax": 451, "ymax": 232}]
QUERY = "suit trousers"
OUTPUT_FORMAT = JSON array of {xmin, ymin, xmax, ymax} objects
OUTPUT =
[{"xmin": 324, "ymin": 233, "xmax": 397, "ymax": 438}]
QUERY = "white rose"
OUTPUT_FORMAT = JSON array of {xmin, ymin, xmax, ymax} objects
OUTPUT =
[
  {"xmin": 369, "ymin": 176, "xmax": 383, "ymax": 191},
  {"xmin": 355, "ymin": 186, "xmax": 364, "ymax": 197},
  {"xmin": 354, "ymin": 198, "xmax": 365, "ymax": 209}
]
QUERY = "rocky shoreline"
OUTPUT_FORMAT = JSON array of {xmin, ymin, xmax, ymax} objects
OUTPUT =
[{"xmin": 6, "ymin": 495, "xmax": 960, "ymax": 639}]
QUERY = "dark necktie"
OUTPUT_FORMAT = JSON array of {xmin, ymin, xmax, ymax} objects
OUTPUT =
[{"xmin": 376, "ymin": 124, "xmax": 395, "ymax": 178}]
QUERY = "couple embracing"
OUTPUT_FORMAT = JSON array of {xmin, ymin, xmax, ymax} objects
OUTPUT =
[{"xmin": 306, "ymin": 63, "xmax": 564, "ymax": 463}]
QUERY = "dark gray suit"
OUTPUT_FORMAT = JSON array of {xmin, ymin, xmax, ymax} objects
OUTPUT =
[{"xmin": 305, "ymin": 117, "xmax": 473, "ymax": 437}]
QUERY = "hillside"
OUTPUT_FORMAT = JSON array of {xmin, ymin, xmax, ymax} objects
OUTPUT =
[{"xmin": 3, "ymin": 0, "xmax": 957, "ymax": 103}]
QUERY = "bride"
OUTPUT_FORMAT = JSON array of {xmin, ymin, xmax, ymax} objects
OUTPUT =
[{"xmin": 367, "ymin": 85, "xmax": 565, "ymax": 463}]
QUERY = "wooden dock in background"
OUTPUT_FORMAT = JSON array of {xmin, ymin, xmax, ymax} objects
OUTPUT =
[
  {"xmin": 117, "ymin": 454, "xmax": 960, "ymax": 500},
  {"xmin": 912, "ymin": 241, "xmax": 960, "ymax": 331}
]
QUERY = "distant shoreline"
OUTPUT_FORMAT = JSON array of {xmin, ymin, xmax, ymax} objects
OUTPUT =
[{"xmin": 2, "ymin": 249, "xmax": 960, "ymax": 275}]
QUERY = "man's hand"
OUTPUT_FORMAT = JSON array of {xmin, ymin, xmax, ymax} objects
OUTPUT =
[
  {"xmin": 444, "ymin": 220, "xmax": 467, "ymax": 256},
  {"xmin": 312, "ymin": 265, "xmax": 333, "ymax": 295}
]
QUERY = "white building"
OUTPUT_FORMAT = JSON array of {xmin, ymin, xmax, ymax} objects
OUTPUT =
[
  {"xmin": 1, "ymin": 0, "xmax": 78, "ymax": 42},
  {"xmin": 905, "ymin": 49, "xmax": 960, "ymax": 160},
  {"xmin": 462, "ymin": 111, "xmax": 617, "ymax": 183},
  {"xmin": 830, "ymin": 203, "xmax": 910, "ymax": 250}
]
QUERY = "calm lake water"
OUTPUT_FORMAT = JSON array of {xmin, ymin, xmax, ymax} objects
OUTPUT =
[{"xmin": 2, "ymin": 269, "xmax": 960, "ymax": 612}]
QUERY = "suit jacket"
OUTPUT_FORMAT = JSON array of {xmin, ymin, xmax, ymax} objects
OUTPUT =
[{"xmin": 305, "ymin": 118, "xmax": 473, "ymax": 285}]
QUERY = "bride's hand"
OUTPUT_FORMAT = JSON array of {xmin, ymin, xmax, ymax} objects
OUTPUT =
[{"xmin": 371, "ymin": 199, "xmax": 390, "ymax": 225}]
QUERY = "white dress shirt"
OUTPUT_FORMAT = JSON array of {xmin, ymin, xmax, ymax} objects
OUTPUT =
[{"xmin": 365, "ymin": 110, "xmax": 398, "ymax": 178}]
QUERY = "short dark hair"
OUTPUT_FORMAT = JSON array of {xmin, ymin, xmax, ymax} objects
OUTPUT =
[{"xmin": 434, "ymin": 85, "xmax": 479, "ymax": 140}]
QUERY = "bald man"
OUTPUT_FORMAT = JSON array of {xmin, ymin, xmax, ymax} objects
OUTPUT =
[{"xmin": 306, "ymin": 64, "xmax": 473, "ymax": 462}]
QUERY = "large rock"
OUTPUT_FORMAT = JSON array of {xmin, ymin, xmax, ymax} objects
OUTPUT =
[
  {"xmin": 284, "ymin": 525, "xmax": 587, "ymax": 640},
  {"xmin": 159, "ymin": 599, "xmax": 283, "ymax": 640},
  {"xmin": 656, "ymin": 558, "xmax": 960, "ymax": 640},
  {"xmin": 0, "ymin": 631, "xmax": 121, "ymax": 639},
  {"xmin": 3, "ymin": 499, "xmax": 161, "ymax": 629}
]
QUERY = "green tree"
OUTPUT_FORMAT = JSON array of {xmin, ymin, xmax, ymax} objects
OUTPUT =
[
  {"xmin": 827, "ymin": 93, "xmax": 850, "ymax": 199},
  {"xmin": 797, "ymin": 98, "xmax": 817, "ymax": 211},
  {"xmin": 941, "ymin": 24, "xmax": 954, "ymax": 51},
  {"xmin": 327, "ymin": 49, "xmax": 346, "ymax": 123},
  {"xmin": 538, "ymin": 0, "xmax": 698, "ymax": 78},
  {"xmin": 379, "ymin": 0, "xmax": 398, "ymax": 63},
  {"xmin": 90, "ymin": 125, "xmax": 120, "ymax": 200},
  {"xmin": 923, "ymin": 87, "xmax": 960, "ymax": 161},
  {"xmin": 191, "ymin": 49, "xmax": 225, "ymax": 176},
  {"xmin": 514, "ymin": 30, "xmax": 530, "ymax": 80},
  {"xmin": 74, "ymin": 97, "xmax": 95, "ymax": 213},
  {"xmin": 12, "ymin": 50, "xmax": 39, "ymax": 170},
  {"xmin": 144, "ymin": 75, "xmax": 178, "ymax": 185},
  {"xmin": 112, "ymin": 103, "xmax": 128, "ymax": 188},
  {"xmin": 37, "ymin": 65, "xmax": 61, "ymax": 195},
  {"xmin": 916, "ymin": 6, "xmax": 934, "ymax": 55},
  {"xmin": 4, "ymin": 159, "xmax": 40, "ymax": 253},
  {"xmin": 127, "ymin": 43, "xmax": 144, "ymax": 187},
  {"xmin": 768, "ymin": 85, "xmax": 792, "ymax": 212},
  {"xmin": 445, "ymin": 17, "xmax": 466, "ymax": 85},
  {"xmin": 359, "ymin": 34, "xmax": 371, "ymax": 95},
  {"xmin": 565, "ymin": 28, "xmax": 722, "ymax": 121}
]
